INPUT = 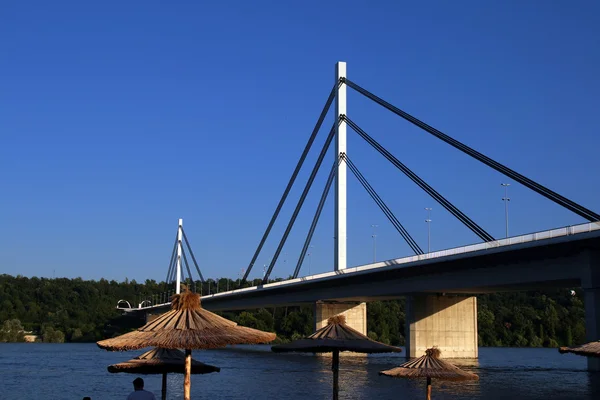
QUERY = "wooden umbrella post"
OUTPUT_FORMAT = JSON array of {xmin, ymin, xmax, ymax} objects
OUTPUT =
[
  {"xmin": 426, "ymin": 377, "xmax": 432, "ymax": 400},
  {"xmin": 161, "ymin": 372, "xmax": 167, "ymax": 400},
  {"xmin": 332, "ymin": 349, "xmax": 340, "ymax": 400},
  {"xmin": 184, "ymin": 349, "xmax": 192, "ymax": 400}
]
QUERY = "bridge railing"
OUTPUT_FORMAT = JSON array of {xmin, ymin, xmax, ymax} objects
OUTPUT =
[
  {"xmin": 226, "ymin": 220, "xmax": 600, "ymax": 289},
  {"xmin": 116, "ymin": 291, "xmax": 174, "ymax": 310},
  {"xmin": 352, "ymin": 221, "xmax": 600, "ymax": 272}
]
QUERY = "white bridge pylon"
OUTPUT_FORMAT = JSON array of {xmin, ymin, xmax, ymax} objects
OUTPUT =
[
  {"xmin": 176, "ymin": 218, "xmax": 183, "ymax": 294},
  {"xmin": 335, "ymin": 61, "xmax": 347, "ymax": 272}
]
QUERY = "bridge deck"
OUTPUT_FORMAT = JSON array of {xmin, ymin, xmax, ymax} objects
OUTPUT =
[{"xmin": 119, "ymin": 221, "xmax": 600, "ymax": 312}]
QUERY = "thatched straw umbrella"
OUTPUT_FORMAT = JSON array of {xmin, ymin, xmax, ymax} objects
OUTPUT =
[
  {"xmin": 272, "ymin": 314, "xmax": 402, "ymax": 400},
  {"xmin": 98, "ymin": 290, "xmax": 276, "ymax": 400},
  {"xmin": 379, "ymin": 347, "xmax": 479, "ymax": 400},
  {"xmin": 108, "ymin": 347, "xmax": 220, "ymax": 400},
  {"xmin": 559, "ymin": 341, "xmax": 600, "ymax": 358}
]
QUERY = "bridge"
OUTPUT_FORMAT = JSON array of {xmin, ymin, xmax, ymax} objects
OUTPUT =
[{"xmin": 117, "ymin": 62, "xmax": 600, "ymax": 369}]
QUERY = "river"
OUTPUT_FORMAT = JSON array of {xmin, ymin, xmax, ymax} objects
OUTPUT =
[{"xmin": 0, "ymin": 343, "xmax": 598, "ymax": 399}]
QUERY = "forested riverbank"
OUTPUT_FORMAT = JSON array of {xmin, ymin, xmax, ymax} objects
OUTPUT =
[{"xmin": 0, "ymin": 274, "xmax": 585, "ymax": 347}]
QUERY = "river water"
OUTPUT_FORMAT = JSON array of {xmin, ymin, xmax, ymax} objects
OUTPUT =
[{"xmin": 0, "ymin": 343, "xmax": 598, "ymax": 399}]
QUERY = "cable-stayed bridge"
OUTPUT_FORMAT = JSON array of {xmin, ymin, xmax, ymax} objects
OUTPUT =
[{"xmin": 115, "ymin": 62, "xmax": 600, "ymax": 369}]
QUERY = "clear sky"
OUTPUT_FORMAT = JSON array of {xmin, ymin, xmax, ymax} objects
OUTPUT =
[{"xmin": 1, "ymin": 1, "xmax": 599, "ymax": 283}]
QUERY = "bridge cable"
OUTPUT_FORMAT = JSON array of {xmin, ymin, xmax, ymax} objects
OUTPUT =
[
  {"xmin": 177, "ymin": 246, "xmax": 190, "ymax": 289},
  {"xmin": 179, "ymin": 245, "xmax": 193, "ymax": 290},
  {"xmin": 167, "ymin": 246, "xmax": 182, "ymax": 289},
  {"xmin": 181, "ymin": 227, "xmax": 205, "ymax": 283},
  {"xmin": 292, "ymin": 158, "xmax": 338, "ymax": 279},
  {"xmin": 345, "ymin": 116, "xmax": 493, "ymax": 241},
  {"xmin": 345, "ymin": 116, "xmax": 495, "ymax": 242},
  {"xmin": 243, "ymin": 83, "xmax": 338, "ymax": 282},
  {"xmin": 342, "ymin": 153, "xmax": 424, "ymax": 255},
  {"xmin": 164, "ymin": 231, "xmax": 178, "ymax": 289},
  {"xmin": 263, "ymin": 123, "xmax": 337, "ymax": 283},
  {"xmin": 344, "ymin": 78, "xmax": 600, "ymax": 222},
  {"xmin": 180, "ymin": 246, "xmax": 197, "ymax": 292},
  {"xmin": 344, "ymin": 153, "xmax": 422, "ymax": 253},
  {"xmin": 167, "ymin": 244, "xmax": 179, "ymax": 287},
  {"xmin": 168, "ymin": 255, "xmax": 178, "ymax": 288},
  {"xmin": 167, "ymin": 236, "xmax": 181, "ymax": 286}
]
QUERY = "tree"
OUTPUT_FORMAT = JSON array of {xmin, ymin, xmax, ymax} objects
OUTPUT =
[
  {"xmin": 237, "ymin": 312, "xmax": 267, "ymax": 331},
  {"xmin": 42, "ymin": 326, "xmax": 65, "ymax": 343},
  {"xmin": 564, "ymin": 326, "xmax": 573, "ymax": 347},
  {"xmin": 0, "ymin": 319, "xmax": 25, "ymax": 342},
  {"xmin": 70, "ymin": 328, "xmax": 83, "ymax": 342},
  {"xmin": 0, "ymin": 274, "xmax": 588, "ymax": 347}
]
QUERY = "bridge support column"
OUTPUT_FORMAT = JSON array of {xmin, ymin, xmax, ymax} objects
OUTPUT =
[
  {"xmin": 315, "ymin": 301, "xmax": 366, "ymax": 335},
  {"xmin": 405, "ymin": 294, "xmax": 478, "ymax": 358},
  {"xmin": 582, "ymin": 250, "xmax": 600, "ymax": 371}
]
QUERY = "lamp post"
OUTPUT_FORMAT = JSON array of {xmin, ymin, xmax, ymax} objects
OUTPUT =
[
  {"xmin": 371, "ymin": 224, "xmax": 378, "ymax": 262},
  {"xmin": 425, "ymin": 208, "xmax": 432, "ymax": 253},
  {"xmin": 238, "ymin": 268, "xmax": 244, "ymax": 289},
  {"xmin": 501, "ymin": 183, "xmax": 510, "ymax": 238}
]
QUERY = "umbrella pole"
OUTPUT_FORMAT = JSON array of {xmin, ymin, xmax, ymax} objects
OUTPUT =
[
  {"xmin": 184, "ymin": 349, "xmax": 192, "ymax": 400},
  {"xmin": 426, "ymin": 377, "xmax": 432, "ymax": 400},
  {"xmin": 332, "ymin": 350, "xmax": 339, "ymax": 400},
  {"xmin": 162, "ymin": 372, "xmax": 167, "ymax": 400}
]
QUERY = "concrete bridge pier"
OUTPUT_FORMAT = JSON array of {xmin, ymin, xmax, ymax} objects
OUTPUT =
[
  {"xmin": 582, "ymin": 250, "xmax": 600, "ymax": 371},
  {"xmin": 315, "ymin": 300, "xmax": 367, "ymax": 335},
  {"xmin": 405, "ymin": 294, "xmax": 478, "ymax": 358}
]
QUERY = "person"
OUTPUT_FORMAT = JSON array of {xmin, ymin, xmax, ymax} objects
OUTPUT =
[
  {"xmin": 127, "ymin": 377, "xmax": 156, "ymax": 400},
  {"xmin": 83, "ymin": 398, "xmax": 91, "ymax": 400}
]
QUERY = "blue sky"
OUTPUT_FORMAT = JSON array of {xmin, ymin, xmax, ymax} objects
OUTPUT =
[{"xmin": 1, "ymin": 1, "xmax": 598, "ymax": 282}]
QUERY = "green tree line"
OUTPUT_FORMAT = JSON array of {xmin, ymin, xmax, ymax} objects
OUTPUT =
[{"xmin": 0, "ymin": 274, "xmax": 586, "ymax": 347}]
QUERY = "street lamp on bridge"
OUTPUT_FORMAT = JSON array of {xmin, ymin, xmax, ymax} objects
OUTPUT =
[
  {"xmin": 371, "ymin": 224, "xmax": 378, "ymax": 262},
  {"xmin": 501, "ymin": 183, "xmax": 511, "ymax": 238},
  {"xmin": 425, "ymin": 208, "xmax": 432, "ymax": 253},
  {"xmin": 238, "ymin": 268, "xmax": 245, "ymax": 289}
]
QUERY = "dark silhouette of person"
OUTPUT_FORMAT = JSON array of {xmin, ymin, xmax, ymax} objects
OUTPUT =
[{"xmin": 127, "ymin": 377, "xmax": 156, "ymax": 400}]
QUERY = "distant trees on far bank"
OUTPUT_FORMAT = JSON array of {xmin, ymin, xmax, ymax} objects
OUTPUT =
[
  {"xmin": 0, "ymin": 318, "xmax": 65, "ymax": 343},
  {"xmin": 42, "ymin": 325, "xmax": 65, "ymax": 343},
  {"xmin": 0, "ymin": 274, "xmax": 586, "ymax": 348},
  {"xmin": 0, "ymin": 319, "xmax": 25, "ymax": 342},
  {"xmin": 477, "ymin": 290, "xmax": 585, "ymax": 348}
]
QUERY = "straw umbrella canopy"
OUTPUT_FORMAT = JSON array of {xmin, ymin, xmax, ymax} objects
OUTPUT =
[
  {"xmin": 559, "ymin": 341, "xmax": 600, "ymax": 358},
  {"xmin": 97, "ymin": 290, "xmax": 276, "ymax": 400},
  {"xmin": 108, "ymin": 347, "xmax": 220, "ymax": 400},
  {"xmin": 272, "ymin": 314, "xmax": 402, "ymax": 400},
  {"xmin": 379, "ymin": 347, "xmax": 479, "ymax": 400}
]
